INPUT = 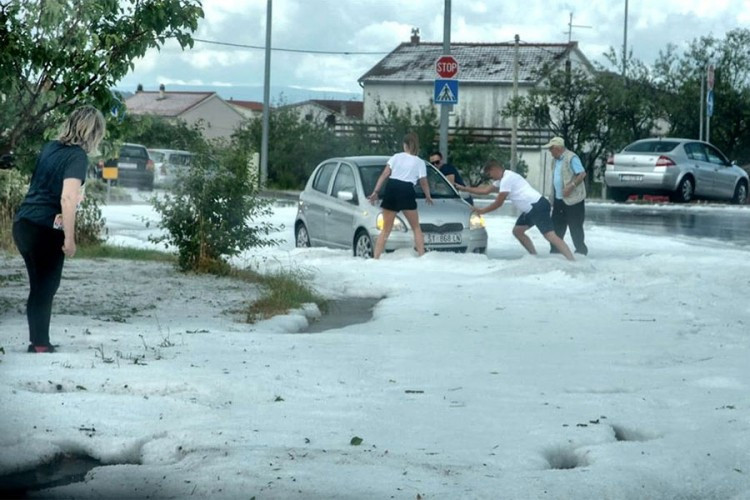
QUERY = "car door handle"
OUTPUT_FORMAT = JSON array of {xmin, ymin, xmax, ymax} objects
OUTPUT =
[{"xmin": 325, "ymin": 209, "xmax": 332, "ymax": 215}]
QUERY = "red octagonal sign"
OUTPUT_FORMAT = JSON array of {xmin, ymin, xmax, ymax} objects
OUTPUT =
[{"xmin": 435, "ymin": 55, "xmax": 459, "ymax": 79}]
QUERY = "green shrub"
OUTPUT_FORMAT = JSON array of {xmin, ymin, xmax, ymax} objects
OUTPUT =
[
  {"xmin": 150, "ymin": 138, "xmax": 277, "ymax": 273},
  {"xmin": 0, "ymin": 169, "xmax": 29, "ymax": 250}
]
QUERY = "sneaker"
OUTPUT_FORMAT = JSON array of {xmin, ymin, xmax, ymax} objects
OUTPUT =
[{"xmin": 27, "ymin": 344, "xmax": 56, "ymax": 353}]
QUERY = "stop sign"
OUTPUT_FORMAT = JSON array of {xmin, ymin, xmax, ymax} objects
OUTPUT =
[{"xmin": 435, "ymin": 55, "xmax": 459, "ymax": 79}]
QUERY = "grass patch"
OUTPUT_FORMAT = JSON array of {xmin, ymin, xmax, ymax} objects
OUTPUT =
[
  {"xmin": 232, "ymin": 268, "xmax": 326, "ymax": 323},
  {"xmin": 76, "ymin": 244, "xmax": 176, "ymax": 262}
]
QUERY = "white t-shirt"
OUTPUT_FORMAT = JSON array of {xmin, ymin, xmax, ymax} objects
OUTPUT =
[
  {"xmin": 387, "ymin": 152, "xmax": 427, "ymax": 185},
  {"xmin": 493, "ymin": 170, "xmax": 543, "ymax": 213}
]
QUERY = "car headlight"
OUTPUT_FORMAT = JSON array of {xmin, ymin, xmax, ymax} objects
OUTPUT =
[
  {"xmin": 376, "ymin": 213, "xmax": 407, "ymax": 232},
  {"xmin": 469, "ymin": 213, "xmax": 485, "ymax": 230}
]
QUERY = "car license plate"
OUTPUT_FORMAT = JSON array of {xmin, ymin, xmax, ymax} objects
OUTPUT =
[
  {"xmin": 425, "ymin": 232, "xmax": 461, "ymax": 245},
  {"xmin": 620, "ymin": 174, "xmax": 643, "ymax": 182},
  {"xmin": 119, "ymin": 162, "xmax": 138, "ymax": 169}
]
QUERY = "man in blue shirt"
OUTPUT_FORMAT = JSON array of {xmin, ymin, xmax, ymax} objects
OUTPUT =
[
  {"xmin": 544, "ymin": 137, "xmax": 588, "ymax": 255},
  {"xmin": 429, "ymin": 152, "xmax": 473, "ymax": 205}
]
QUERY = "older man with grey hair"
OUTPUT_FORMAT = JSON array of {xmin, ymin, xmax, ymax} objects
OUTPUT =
[{"xmin": 544, "ymin": 136, "xmax": 588, "ymax": 255}]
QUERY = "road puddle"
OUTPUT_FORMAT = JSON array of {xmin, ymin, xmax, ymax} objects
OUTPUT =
[
  {"xmin": 302, "ymin": 297, "xmax": 380, "ymax": 333},
  {"xmin": 0, "ymin": 453, "xmax": 102, "ymax": 497}
]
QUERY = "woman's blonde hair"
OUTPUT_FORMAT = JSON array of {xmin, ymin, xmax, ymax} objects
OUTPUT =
[
  {"xmin": 58, "ymin": 105, "xmax": 106, "ymax": 153},
  {"xmin": 403, "ymin": 132, "xmax": 419, "ymax": 155}
]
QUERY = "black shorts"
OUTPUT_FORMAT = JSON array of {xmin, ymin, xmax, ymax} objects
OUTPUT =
[
  {"xmin": 381, "ymin": 178, "xmax": 417, "ymax": 212},
  {"xmin": 515, "ymin": 197, "xmax": 554, "ymax": 234}
]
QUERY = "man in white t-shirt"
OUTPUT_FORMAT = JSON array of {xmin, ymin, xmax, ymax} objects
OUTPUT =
[{"xmin": 457, "ymin": 160, "xmax": 575, "ymax": 261}]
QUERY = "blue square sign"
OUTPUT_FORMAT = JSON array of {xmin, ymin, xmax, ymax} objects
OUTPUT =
[{"xmin": 434, "ymin": 79, "xmax": 459, "ymax": 104}]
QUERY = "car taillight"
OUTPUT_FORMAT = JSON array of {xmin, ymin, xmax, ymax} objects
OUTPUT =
[
  {"xmin": 656, "ymin": 155, "xmax": 675, "ymax": 167},
  {"xmin": 146, "ymin": 159, "xmax": 155, "ymax": 171},
  {"xmin": 606, "ymin": 155, "xmax": 614, "ymax": 165}
]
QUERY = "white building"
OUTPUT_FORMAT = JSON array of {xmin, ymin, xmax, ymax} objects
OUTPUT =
[{"xmin": 358, "ymin": 38, "xmax": 595, "ymax": 192}]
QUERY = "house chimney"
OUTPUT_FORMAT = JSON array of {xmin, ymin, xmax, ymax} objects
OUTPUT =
[
  {"xmin": 136, "ymin": 83, "xmax": 143, "ymax": 93},
  {"xmin": 159, "ymin": 83, "xmax": 165, "ymax": 99},
  {"xmin": 410, "ymin": 27, "xmax": 420, "ymax": 44}
]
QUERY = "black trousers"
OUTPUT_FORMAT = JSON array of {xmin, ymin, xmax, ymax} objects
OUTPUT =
[
  {"xmin": 551, "ymin": 199, "xmax": 588, "ymax": 255},
  {"xmin": 12, "ymin": 218, "xmax": 66, "ymax": 347}
]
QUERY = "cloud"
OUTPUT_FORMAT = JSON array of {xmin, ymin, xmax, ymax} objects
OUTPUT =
[{"xmin": 120, "ymin": 0, "xmax": 748, "ymax": 98}]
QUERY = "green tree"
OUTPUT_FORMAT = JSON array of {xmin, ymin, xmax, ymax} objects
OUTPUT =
[
  {"xmin": 0, "ymin": 0, "xmax": 203, "ymax": 171},
  {"xmin": 654, "ymin": 29, "xmax": 750, "ymax": 163},
  {"xmin": 504, "ymin": 64, "xmax": 608, "ymax": 186},
  {"xmin": 237, "ymin": 106, "xmax": 340, "ymax": 189},
  {"xmin": 447, "ymin": 134, "xmax": 525, "ymax": 186}
]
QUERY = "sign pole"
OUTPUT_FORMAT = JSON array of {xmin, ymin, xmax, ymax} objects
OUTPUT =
[{"xmin": 439, "ymin": 0, "xmax": 451, "ymax": 160}]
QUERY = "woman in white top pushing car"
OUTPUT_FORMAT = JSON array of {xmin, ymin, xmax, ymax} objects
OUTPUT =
[{"xmin": 367, "ymin": 132, "xmax": 433, "ymax": 259}]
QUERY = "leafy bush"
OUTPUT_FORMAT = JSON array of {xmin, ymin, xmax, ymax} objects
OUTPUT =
[
  {"xmin": 448, "ymin": 134, "xmax": 528, "ymax": 186},
  {"xmin": 0, "ymin": 169, "xmax": 29, "ymax": 250},
  {"xmin": 150, "ymin": 138, "xmax": 277, "ymax": 273},
  {"xmin": 76, "ymin": 180, "xmax": 107, "ymax": 246}
]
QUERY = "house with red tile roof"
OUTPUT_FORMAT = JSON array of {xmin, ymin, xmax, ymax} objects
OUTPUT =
[
  {"xmin": 228, "ymin": 99, "xmax": 264, "ymax": 120},
  {"xmin": 125, "ymin": 85, "xmax": 246, "ymax": 140}
]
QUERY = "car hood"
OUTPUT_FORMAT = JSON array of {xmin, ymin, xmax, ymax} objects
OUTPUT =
[{"xmin": 413, "ymin": 198, "xmax": 473, "ymax": 224}]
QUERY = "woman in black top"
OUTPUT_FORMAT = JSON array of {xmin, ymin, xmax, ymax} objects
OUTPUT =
[{"xmin": 13, "ymin": 106, "xmax": 106, "ymax": 353}]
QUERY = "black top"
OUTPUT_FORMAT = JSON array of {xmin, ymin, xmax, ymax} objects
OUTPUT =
[
  {"xmin": 439, "ymin": 163, "xmax": 466, "ymax": 187},
  {"xmin": 15, "ymin": 141, "xmax": 88, "ymax": 228}
]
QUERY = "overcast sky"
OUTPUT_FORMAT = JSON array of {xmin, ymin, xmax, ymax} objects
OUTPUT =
[{"xmin": 119, "ymin": 0, "xmax": 749, "ymax": 99}]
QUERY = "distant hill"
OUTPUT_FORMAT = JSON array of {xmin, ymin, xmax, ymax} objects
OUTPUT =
[{"xmin": 114, "ymin": 84, "xmax": 361, "ymax": 105}]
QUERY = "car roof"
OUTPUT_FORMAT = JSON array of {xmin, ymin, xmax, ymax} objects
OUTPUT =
[
  {"xmin": 148, "ymin": 148, "xmax": 192, "ymax": 154},
  {"xmin": 325, "ymin": 155, "xmax": 403, "ymax": 166},
  {"xmin": 629, "ymin": 138, "xmax": 707, "ymax": 145}
]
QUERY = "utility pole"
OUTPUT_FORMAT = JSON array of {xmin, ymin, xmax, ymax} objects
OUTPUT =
[
  {"xmin": 510, "ymin": 34, "xmax": 519, "ymax": 172},
  {"xmin": 260, "ymin": 0, "xmax": 272, "ymax": 188},
  {"xmin": 439, "ymin": 0, "xmax": 451, "ymax": 160},
  {"xmin": 622, "ymin": 0, "xmax": 628, "ymax": 77},
  {"xmin": 699, "ymin": 75, "xmax": 704, "ymax": 141}
]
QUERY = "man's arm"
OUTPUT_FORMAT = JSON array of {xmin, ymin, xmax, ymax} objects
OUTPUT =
[
  {"xmin": 475, "ymin": 191, "xmax": 509, "ymax": 215},
  {"xmin": 562, "ymin": 156, "xmax": 587, "ymax": 197},
  {"xmin": 457, "ymin": 183, "xmax": 496, "ymax": 195}
]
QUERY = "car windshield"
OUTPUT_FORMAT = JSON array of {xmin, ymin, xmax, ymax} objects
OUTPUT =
[
  {"xmin": 149, "ymin": 151, "xmax": 165, "ymax": 162},
  {"xmin": 359, "ymin": 163, "xmax": 458, "ymax": 199},
  {"xmin": 120, "ymin": 145, "xmax": 149, "ymax": 159},
  {"xmin": 624, "ymin": 141, "xmax": 680, "ymax": 153}
]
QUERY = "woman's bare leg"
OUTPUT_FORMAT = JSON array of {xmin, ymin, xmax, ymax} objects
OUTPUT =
[
  {"xmin": 402, "ymin": 209, "xmax": 425, "ymax": 256},
  {"xmin": 373, "ymin": 210, "xmax": 396, "ymax": 259}
]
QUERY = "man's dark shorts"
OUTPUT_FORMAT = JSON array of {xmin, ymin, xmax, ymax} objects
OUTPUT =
[{"xmin": 515, "ymin": 197, "xmax": 554, "ymax": 234}]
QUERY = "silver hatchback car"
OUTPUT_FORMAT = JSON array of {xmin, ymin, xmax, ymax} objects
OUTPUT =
[
  {"xmin": 294, "ymin": 156, "xmax": 488, "ymax": 257},
  {"xmin": 605, "ymin": 138, "xmax": 749, "ymax": 204}
]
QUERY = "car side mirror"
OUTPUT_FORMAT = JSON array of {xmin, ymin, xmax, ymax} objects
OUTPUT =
[{"xmin": 337, "ymin": 190, "xmax": 355, "ymax": 202}]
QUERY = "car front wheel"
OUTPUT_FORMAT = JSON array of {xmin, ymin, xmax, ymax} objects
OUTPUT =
[
  {"xmin": 671, "ymin": 176, "xmax": 694, "ymax": 203},
  {"xmin": 353, "ymin": 230, "xmax": 373, "ymax": 258},
  {"xmin": 295, "ymin": 223, "xmax": 311, "ymax": 248},
  {"xmin": 731, "ymin": 181, "xmax": 748, "ymax": 205}
]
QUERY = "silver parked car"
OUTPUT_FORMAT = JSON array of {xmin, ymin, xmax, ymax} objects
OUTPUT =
[
  {"xmin": 148, "ymin": 148, "xmax": 194, "ymax": 188},
  {"xmin": 294, "ymin": 156, "xmax": 488, "ymax": 257},
  {"xmin": 605, "ymin": 138, "xmax": 749, "ymax": 204}
]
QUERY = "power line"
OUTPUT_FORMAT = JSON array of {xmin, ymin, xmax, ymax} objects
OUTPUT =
[{"xmin": 192, "ymin": 37, "xmax": 389, "ymax": 55}]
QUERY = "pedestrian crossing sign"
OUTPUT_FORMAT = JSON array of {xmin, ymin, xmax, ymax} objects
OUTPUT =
[{"xmin": 434, "ymin": 79, "xmax": 459, "ymax": 104}]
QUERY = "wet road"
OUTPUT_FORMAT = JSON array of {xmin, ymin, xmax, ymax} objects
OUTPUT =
[
  {"xmin": 584, "ymin": 203, "xmax": 750, "ymax": 246},
  {"xmin": 479, "ymin": 200, "xmax": 750, "ymax": 247}
]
